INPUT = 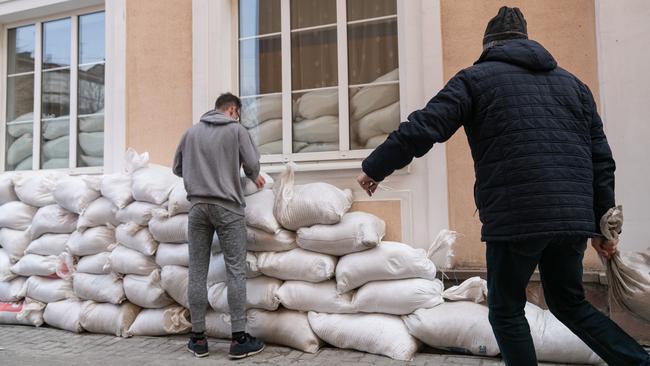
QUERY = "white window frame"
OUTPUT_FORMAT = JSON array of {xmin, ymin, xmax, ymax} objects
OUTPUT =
[
  {"xmin": 0, "ymin": 5, "xmax": 105, "ymax": 174},
  {"xmin": 0, "ymin": 0, "xmax": 126, "ymax": 175},
  {"xmin": 193, "ymin": 0, "xmax": 407, "ymax": 171}
]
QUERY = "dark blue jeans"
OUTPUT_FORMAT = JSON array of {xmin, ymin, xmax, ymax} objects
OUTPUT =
[{"xmin": 486, "ymin": 236, "xmax": 650, "ymax": 366}]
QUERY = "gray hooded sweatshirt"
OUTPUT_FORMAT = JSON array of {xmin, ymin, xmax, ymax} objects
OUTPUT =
[{"xmin": 173, "ymin": 110, "xmax": 260, "ymax": 215}]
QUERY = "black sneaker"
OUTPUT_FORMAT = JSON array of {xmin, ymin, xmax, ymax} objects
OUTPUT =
[
  {"xmin": 187, "ymin": 336, "xmax": 209, "ymax": 358},
  {"xmin": 229, "ymin": 333, "xmax": 265, "ymax": 359}
]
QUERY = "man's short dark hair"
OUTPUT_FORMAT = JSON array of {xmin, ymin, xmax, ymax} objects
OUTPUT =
[{"xmin": 215, "ymin": 93, "xmax": 242, "ymax": 111}]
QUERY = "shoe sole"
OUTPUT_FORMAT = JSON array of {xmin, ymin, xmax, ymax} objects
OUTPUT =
[
  {"xmin": 187, "ymin": 346, "xmax": 209, "ymax": 358},
  {"xmin": 228, "ymin": 344, "xmax": 265, "ymax": 359}
]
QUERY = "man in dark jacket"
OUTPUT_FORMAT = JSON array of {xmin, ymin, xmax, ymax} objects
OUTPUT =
[{"xmin": 357, "ymin": 7, "xmax": 650, "ymax": 366}]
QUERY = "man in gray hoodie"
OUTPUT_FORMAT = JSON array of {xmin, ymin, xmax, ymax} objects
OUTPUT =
[{"xmin": 173, "ymin": 93, "xmax": 266, "ymax": 359}]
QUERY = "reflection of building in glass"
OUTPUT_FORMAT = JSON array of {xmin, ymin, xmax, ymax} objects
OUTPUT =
[{"xmin": 79, "ymin": 63, "xmax": 105, "ymax": 115}]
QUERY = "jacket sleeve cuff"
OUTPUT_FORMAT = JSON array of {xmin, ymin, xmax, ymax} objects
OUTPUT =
[{"xmin": 361, "ymin": 159, "xmax": 384, "ymax": 182}]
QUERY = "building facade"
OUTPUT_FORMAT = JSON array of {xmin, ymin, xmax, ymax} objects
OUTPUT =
[{"xmin": 0, "ymin": 0, "xmax": 648, "ymax": 273}]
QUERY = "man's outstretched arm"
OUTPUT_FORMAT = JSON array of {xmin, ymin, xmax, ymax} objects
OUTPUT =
[{"xmin": 359, "ymin": 70, "xmax": 473, "ymax": 192}]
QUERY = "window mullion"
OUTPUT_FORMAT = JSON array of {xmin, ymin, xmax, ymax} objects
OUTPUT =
[
  {"xmin": 1, "ymin": 28, "xmax": 8, "ymax": 171},
  {"xmin": 280, "ymin": 0, "xmax": 292, "ymax": 159},
  {"xmin": 336, "ymin": 0, "xmax": 350, "ymax": 153},
  {"xmin": 32, "ymin": 22, "xmax": 42, "ymax": 170},
  {"xmin": 69, "ymin": 15, "xmax": 79, "ymax": 169}
]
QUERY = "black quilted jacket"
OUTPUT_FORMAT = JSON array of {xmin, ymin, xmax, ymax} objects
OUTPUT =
[{"xmin": 362, "ymin": 39, "xmax": 615, "ymax": 241}]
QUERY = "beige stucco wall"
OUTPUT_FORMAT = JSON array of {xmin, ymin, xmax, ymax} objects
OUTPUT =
[
  {"xmin": 597, "ymin": 0, "xmax": 650, "ymax": 253},
  {"xmin": 440, "ymin": 0, "xmax": 602, "ymax": 268},
  {"xmin": 125, "ymin": 0, "xmax": 193, "ymax": 166}
]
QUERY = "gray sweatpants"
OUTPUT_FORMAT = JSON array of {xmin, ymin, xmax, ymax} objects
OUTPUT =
[{"xmin": 187, "ymin": 203, "xmax": 247, "ymax": 333}]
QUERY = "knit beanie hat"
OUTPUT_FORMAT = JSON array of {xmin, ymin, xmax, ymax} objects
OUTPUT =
[{"xmin": 483, "ymin": 6, "xmax": 528, "ymax": 48}]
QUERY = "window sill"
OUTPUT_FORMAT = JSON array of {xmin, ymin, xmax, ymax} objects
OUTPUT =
[{"xmin": 262, "ymin": 159, "xmax": 362, "ymax": 173}]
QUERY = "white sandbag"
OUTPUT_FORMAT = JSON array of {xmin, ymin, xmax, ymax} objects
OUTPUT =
[
  {"xmin": 115, "ymin": 223, "xmax": 158, "ymax": 256},
  {"xmin": 80, "ymin": 155, "xmax": 103, "ymax": 167},
  {"xmin": 208, "ymin": 276, "xmax": 281, "ymax": 312},
  {"xmin": 273, "ymin": 163, "xmax": 352, "ymax": 230},
  {"xmin": 79, "ymin": 301, "xmax": 140, "ymax": 337},
  {"xmin": 245, "ymin": 227, "xmax": 297, "ymax": 252},
  {"xmin": 248, "ymin": 309, "xmax": 323, "ymax": 353},
  {"xmin": 13, "ymin": 171, "xmax": 64, "ymax": 207},
  {"xmin": 336, "ymin": 241, "xmax": 439, "ymax": 293},
  {"xmin": 155, "ymin": 243, "xmax": 189, "ymax": 267},
  {"xmin": 131, "ymin": 165, "xmax": 177, "ymax": 205},
  {"xmin": 0, "ymin": 249, "xmax": 16, "ymax": 281},
  {"xmin": 364, "ymin": 134, "xmax": 389, "ymax": 149},
  {"xmin": 42, "ymin": 158, "xmax": 68, "ymax": 169},
  {"xmin": 21, "ymin": 276, "xmax": 73, "ymax": 303},
  {"xmin": 79, "ymin": 113, "xmax": 104, "ymax": 132},
  {"xmin": 116, "ymin": 201, "xmax": 160, "ymax": 226},
  {"xmin": 15, "ymin": 157, "xmax": 33, "ymax": 171},
  {"xmin": 167, "ymin": 181, "xmax": 190, "ymax": 216},
  {"xmin": 241, "ymin": 171, "xmax": 274, "ymax": 197},
  {"xmin": 109, "ymin": 245, "xmax": 158, "ymax": 276},
  {"xmin": 308, "ymin": 311, "xmax": 420, "ymax": 361},
  {"xmin": 7, "ymin": 133, "xmax": 33, "ymax": 165},
  {"xmin": 428, "ymin": 229, "xmax": 457, "ymax": 270},
  {"xmin": 148, "ymin": 210, "xmax": 188, "ymax": 244},
  {"xmin": 0, "ymin": 277, "xmax": 27, "ymax": 301},
  {"xmin": 126, "ymin": 305, "xmax": 191, "ymax": 336},
  {"xmin": 207, "ymin": 252, "xmax": 260, "ymax": 285},
  {"xmin": 443, "ymin": 276, "xmax": 488, "ymax": 303},
  {"xmin": 30, "ymin": 204, "xmax": 78, "ymax": 239},
  {"xmin": 257, "ymin": 140, "xmax": 282, "ymax": 154},
  {"xmin": 247, "ymin": 118, "xmax": 282, "ymax": 146},
  {"xmin": 53, "ymin": 175, "xmax": 101, "ymax": 214},
  {"xmin": 0, "ymin": 299, "xmax": 45, "ymax": 326},
  {"xmin": 77, "ymin": 197, "xmax": 119, "ymax": 231},
  {"xmin": 0, "ymin": 201, "xmax": 37, "ymax": 230},
  {"xmin": 296, "ymin": 88, "xmax": 338, "ymax": 120},
  {"xmin": 24, "ymin": 234, "xmax": 70, "ymax": 256},
  {"xmin": 101, "ymin": 173, "xmax": 133, "ymax": 209},
  {"xmin": 293, "ymin": 116, "xmax": 339, "ymax": 143},
  {"xmin": 525, "ymin": 302, "xmax": 602, "ymax": 365},
  {"xmin": 43, "ymin": 135, "xmax": 69, "ymax": 159},
  {"xmin": 160, "ymin": 265, "xmax": 188, "ymax": 308},
  {"xmin": 403, "ymin": 302, "xmax": 500, "ymax": 357},
  {"xmin": 10, "ymin": 254, "xmax": 61, "ymax": 277},
  {"xmin": 7, "ymin": 116, "xmax": 33, "ymax": 137},
  {"xmin": 0, "ymin": 175, "xmax": 19, "ymax": 204},
  {"xmin": 123, "ymin": 270, "xmax": 174, "ymax": 309},
  {"xmin": 245, "ymin": 189, "xmax": 280, "ymax": 234},
  {"xmin": 42, "ymin": 118, "xmax": 69, "ymax": 140},
  {"xmin": 607, "ymin": 248, "xmax": 650, "ymax": 322},
  {"xmin": 78, "ymin": 132, "xmax": 103, "ymax": 157},
  {"xmin": 276, "ymin": 280, "xmax": 356, "ymax": 313},
  {"xmin": 350, "ymin": 69, "xmax": 399, "ymax": 120},
  {"xmin": 73, "ymin": 273, "xmax": 125, "ymax": 304},
  {"xmin": 356, "ymin": 101, "xmax": 400, "ymax": 144},
  {"xmin": 66, "ymin": 226, "xmax": 115, "ymax": 256},
  {"xmin": 256, "ymin": 248, "xmax": 337, "ymax": 282},
  {"xmin": 297, "ymin": 142, "xmax": 340, "ymax": 153},
  {"xmin": 353, "ymin": 278, "xmax": 444, "ymax": 315},
  {"xmin": 0, "ymin": 228, "xmax": 31, "ymax": 259},
  {"xmin": 297, "ymin": 212, "xmax": 385, "ymax": 256},
  {"xmin": 241, "ymin": 95, "xmax": 282, "ymax": 128},
  {"xmin": 204, "ymin": 310, "xmax": 233, "ymax": 338},
  {"xmin": 43, "ymin": 299, "xmax": 84, "ymax": 332},
  {"xmin": 76, "ymin": 252, "xmax": 111, "ymax": 274}
]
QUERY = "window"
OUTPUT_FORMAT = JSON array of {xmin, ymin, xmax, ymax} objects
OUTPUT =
[
  {"xmin": 4, "ymin": 10, "xmax": 105, "ymax": 171},
  {"xmin": 238, "ymin": 0, "xmax": 400, "ymax": 162}
]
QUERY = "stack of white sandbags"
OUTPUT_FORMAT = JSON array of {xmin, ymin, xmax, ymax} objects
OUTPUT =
[
  {"xmin": 242, "ymin": 95, "xmax": 283, "ymax": 155},
  {"xmin": 6, "ymin": 113, "xmax": 34, "ymax": 170},
  {"xmin": 349, "ymin": 68, "xmax": 400, "ymax": 150},
  {"xmin": 112, "ymin": 150, "xmax": 190, "ymax": 337},
  {"xmin": 0, "ymin": 172, "xmax": 76, "ymax": 328},
  {"xmin": 78, "ymin": 110, "xmax": 105, "ymax": 167},
  {"xmin": 292, "ymin": 89, "xmax": 339, "ymax": 153}
]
